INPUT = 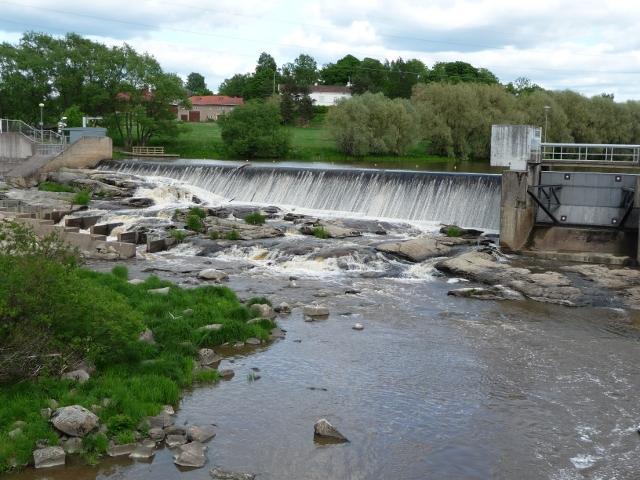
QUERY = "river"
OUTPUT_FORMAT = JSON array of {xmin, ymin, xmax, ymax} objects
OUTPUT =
[{"xmin": 5, "ymin": 160, "xmax": 640, "ymax": 480}]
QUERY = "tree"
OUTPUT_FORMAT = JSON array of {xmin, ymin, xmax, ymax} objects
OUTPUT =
[
  {"xmin": 186, "ymin": 72, "xmax": 212, "ymax": 95},
  {"xmin": 218, "ymin": 100, "xmax": 290, "ymax": 158},
  {"xmin": 328, "ymin": 92, "xmax": 420, "ymax": 156},
  {"xmin": 505, "ymin": 77, "xmax": 541, "ymax": 96},
  {"xmin": 280, "ymin": 92, "xmax": 296, "ymax": 125},
  {"xmin": 351, "ymin": 58, "xmax": 387, "ymax": 94},
  {"xmin": 383, "ymin": 57, "xmax": 427, "ymax": 99},
  {"xmin": 297, "ymin": 95, "xmax": 314, "ymax": 126},
  {"xmin": 218, "ymin": 73, "xmax": 250, "ymax": 97},
  {"xmin": 62, "ymin": 105, "xmax": 85, "ymax": 127},
  {"xmin": 320, "ymin": 54, "xmax": 360, "ymax": 85},
  {"xmin": 427, "ymin": 61, "xmax": 499, "ymax": 85}
]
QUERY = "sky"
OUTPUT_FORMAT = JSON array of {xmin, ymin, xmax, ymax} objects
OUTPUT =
[{"xmin": 1, "ymin": 0, "xmax": 640, "ymax": 100}]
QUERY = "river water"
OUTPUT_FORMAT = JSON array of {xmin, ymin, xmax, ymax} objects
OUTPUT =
[{"xmin": 6, "ymin": 163, "xmax": 640, "ymax": 480}]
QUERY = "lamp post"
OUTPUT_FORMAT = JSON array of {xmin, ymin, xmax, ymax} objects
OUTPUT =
[
  {"xmin": 543, "ymin": 105, "xmax": 551, "ymax": 143},
  {"xmin": 38, "ymin": 102, "xmax": 44, "ymax": 141}
]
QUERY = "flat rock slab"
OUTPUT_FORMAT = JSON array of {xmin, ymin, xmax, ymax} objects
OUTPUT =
[
  {"xmin": 166, "ymin": 434, "xmax": 188, "ymax": 448},
  {"xmin": 33, "ymin": 446, "xmax": 65, "ymax": 469},
  {"xmin": 210, "ymin": 468, "xmax": 256, "ymax": 480},
  {"xmin": 129, "ymin": 445, "xmax": 156, "ymax": 459},
  {"xmin": 436, "ymin": 250, "xmax": 583, "ymax": 306},
  {"xmin": 174, "ymin": 441, "xmax": 207, "ymax": 468},
  {"xmin": 107, "ymin": 443, "xmax": 137, "ymax": 457},
  {"xmin": 376, "ymin": 237, "xmax": 452, "ymax": 262},
  {"xmin": 198, "ymin": 269, "xmax": 229, "ymax": 282},
  {"xmin": 448, "ymin": 286, "xmax": 523, "ymax": 301},
  {"xmin": 303, "ymin": 304, "xmax": 329, "ymax": 317},
  {"xmin": 51, "ymin": 405, "xmax": 99, "ymax": 437},
  {"xmin": 148, "ymin": 412, "xmax": 175, "ymax": 429}
]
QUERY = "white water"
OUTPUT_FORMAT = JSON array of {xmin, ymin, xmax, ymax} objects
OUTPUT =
[{"xmin": 102, "ymin": 161, "xmax": 501, "ymax": 230}]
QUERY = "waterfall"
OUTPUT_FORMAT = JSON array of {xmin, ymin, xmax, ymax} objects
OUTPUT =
[{"xmin": 100, "ymin": 161, "xmax": 502, "ymax": 230}]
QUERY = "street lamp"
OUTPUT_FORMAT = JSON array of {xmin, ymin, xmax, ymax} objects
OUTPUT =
[
  {"xmin": 38, "ymin": 102, "xmax": 44, "ymax": 141},
  {"xmin": 543, "ymin": 105, "xmax": 551, "ymax": 143}
]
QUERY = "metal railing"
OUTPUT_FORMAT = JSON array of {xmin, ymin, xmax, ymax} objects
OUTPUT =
[
  {"xmin": 0, "ymin": 118, "xmax": 66, "ymax": 155},
  {"xmin": 131, "ymin": 146, "xmax": 165, "ymax": 155},
  {"xmin": 540, "ymin": 142, "xmax": 640, "ymax": 165}
]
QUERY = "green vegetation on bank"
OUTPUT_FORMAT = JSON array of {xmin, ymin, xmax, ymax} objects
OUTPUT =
[{"xmin": 0, "ymin": 221, "xmax": 275, "ymax": 472}]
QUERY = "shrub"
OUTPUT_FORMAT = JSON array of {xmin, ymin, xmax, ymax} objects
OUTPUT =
[
  {"xmin": 208, "ymin": 230, "xmax": 220, "ymax": 240},
  {"xmin": 328, "ymin": 92, "xmax": 420, "ymax": 156},
  {"xmin": 38, "ymin": 181, "xmax": 75, "ymax": 193},
  {"xmin": 225, "ymin": 229, "xmax": 240, "ymax": 240},
  {"xmin": 71, "ymin": 190, "xmax": 91, "ymax": 206},
  {"xmin": 244, "ymin": 212, "xmax": 266, "ymax": 225},
  {"xmin": 312, "ymin": 226, "xmax": 329, "ymax": 239},
  {"xmin": 169, "ymin": 229, "xmax": 188, "ymax": 243},
  {"xmin": 218, "ymin": 100, "xmax": 291, "ymax": 158},
  {"xmin": 443, "ymin": 226, "xmax": 462, "ymax": 237},
  {"xmin": 188, "ymin": 207, "xmax": 206, "ymax": 219},
  {"xmin": 185, "ymin": 214, "xmax": 204, "ymax": 233}
]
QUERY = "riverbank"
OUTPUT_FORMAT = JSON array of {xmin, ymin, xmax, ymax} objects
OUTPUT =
[
  {"xmin": 115, "ymin": 121, "xmax": 466, "ymax": 169},
  {"xmin": 0, "ymin": 236, "xmax": 278, "ymax": 473}
]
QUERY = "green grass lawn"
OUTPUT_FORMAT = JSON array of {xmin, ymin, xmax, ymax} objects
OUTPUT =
[{"xmin": 142, "ymin": 118, "xmax": 453, "ymax": 167}]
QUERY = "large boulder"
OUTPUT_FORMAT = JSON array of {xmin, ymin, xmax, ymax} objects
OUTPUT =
[
  {"xmin": 33, "ymin": 446, "xmax": 65, "ymax": 468},
  {"xmin": 303, "ymin": 304, "xmax": 329, "ymax": 318},
  {"xmin": 61, "ymin": 369, "xmax": 90, "ymax": 383},
  {"xmin": 198, "ymin": 348, "xmax": 221, "ymax": 366},
  {"xmin": 174, "ymin": 441, "xmax": 207, "ymax": 468},
  {"xmin": 313, "ymin": 418, "xmax": 348, "ymax": 442},
  {"xmin": 300, "ymin": 222, "xmax": 360, "ymax": 238},
  {"xmin": 198, "ymin": 269, "xmax": 229, "ymax": 282},
  {"xmin": 50, "ymin": 405, "xmax": 99, "ymax": 437},
  {"xmin": 376, "ymin": 237, "xmax": 452, "ymax": 262},
  {"xmin": 448, "ymin": 286, "xmax": 523, "ymax": 301},
  {"xmin": 187, "ymin": 425, "xmax": 216, "ymax": 443}
]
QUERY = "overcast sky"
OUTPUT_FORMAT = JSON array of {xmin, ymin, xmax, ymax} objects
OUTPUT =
[{"xmin": 1, "ymin": 0, "xmax": 640, "ymax": 100}]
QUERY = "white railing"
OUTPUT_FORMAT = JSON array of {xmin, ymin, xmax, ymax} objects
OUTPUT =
[
  {"xmin": 541, "ymin": 142, "xmax": 640, "ymax": 165},
  {"xmin": 0, "ymin": 118, "xmax": 66, "ymax": 155}
]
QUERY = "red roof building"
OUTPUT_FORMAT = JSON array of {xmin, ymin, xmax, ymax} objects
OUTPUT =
[{"xmin": 178, "ymin": 95, "xmax": 244, "ymax": 122}]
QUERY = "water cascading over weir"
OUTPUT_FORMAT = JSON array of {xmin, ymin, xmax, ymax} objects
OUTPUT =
[{"xmin": 100, "ymin": 160, "xmax": 502, "ymax": 230}]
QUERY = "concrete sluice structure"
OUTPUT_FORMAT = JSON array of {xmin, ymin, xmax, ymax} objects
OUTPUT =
[{"xmin": 493, "ymin": 124, "xmax": 640, "ymax": 264}]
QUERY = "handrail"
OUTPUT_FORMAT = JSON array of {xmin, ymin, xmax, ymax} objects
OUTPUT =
[
  {"xmin": 540, "ymin": 142, "xmax": 640, "ymax": 164},
  {"xmin": 0, "ymin": 118, "xmax": 66, "ymax": 146}
]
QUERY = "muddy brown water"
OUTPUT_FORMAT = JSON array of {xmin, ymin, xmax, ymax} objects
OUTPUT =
[{"xmin": 7, "ymin": 254, "xmax": 640, "ymax": 480}]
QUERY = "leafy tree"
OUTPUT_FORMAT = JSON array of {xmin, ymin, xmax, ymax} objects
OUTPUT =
[
  {"xmin": 218, "ymin": 100, "xmax": 290, "ymax": 158},
  {"xmin": 297, "ymin": 95, "xmax": 314, "ymax": 126},
  {"xmin": 186, "ymin": 72, "xmax": 212, "ymax": 95},
  {"xmin": 62, "ymin": 105, "xmax": 85, "ymax": 127},
  {"xmin": 280, "ymin": 92, "xmax": 296, "ymax": 125},
  {"xmin": 328, "ymin": 92, "xmax": 420, "ymax": 156},
  {"xmin": 320, "ymin": 54, "xmax": 360, "ymax": 85},
  {"xmin": 218, "ymin": 73, "xmax": 250, "ymax": 97},
  {"xmin": 285, "ymin": 53, "xmax": 318, "ymax": 88},
  {"xmin": 383, "ymin": 57, "xmax": 427, "ymax": 99},
  {"xmin": 505, "ymin": 77, "xmax": 541, "ymax": 96},
  {"xmin": 351, "ymin": 57, "xmax": 387, "ymax": 94},
  {"xmin": 427, "ymin": 61, "xmax": 499, "ymax": 84}
]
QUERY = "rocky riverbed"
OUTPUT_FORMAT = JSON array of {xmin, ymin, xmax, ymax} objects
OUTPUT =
[{"xmin": 3, "ymin": 167, "xmax": 640, "ymax": 479}]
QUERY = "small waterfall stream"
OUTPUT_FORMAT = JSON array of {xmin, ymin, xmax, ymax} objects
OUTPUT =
[{"xmin": 101, "ymin": 161, "xmax": 502, "ymax": 230}]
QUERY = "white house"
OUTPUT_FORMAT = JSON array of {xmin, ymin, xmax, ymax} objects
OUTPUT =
[{"xmin": 309, "ymin": 85, "xmax": 352, "ymax": 106}]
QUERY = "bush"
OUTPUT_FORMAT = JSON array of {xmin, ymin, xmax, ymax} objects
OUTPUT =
[
  {"xmin": 188, "ymin": 207, "xmax": 206, "ymax": 219},
  {"xmin": 328, "ymin": 92, "xmax": 420, "ymax": 156},
  {"xmin": 169, "ymin": 229, "xmax": 188, "ymax": 243},
  {"xmin": 208, "ymin": 230, "xmax": 220, "ymax": 240},
  {"xmin": 38, "ymin": 181, "xmax": 75, "ymax": 193},
  {"xmin": 244, "ymin": 212, "xmax": 266, "ymax": 225},
  {"xmin": 312, "ymin": 226, "xmax": 329, "ymax": 239},
  {"xmin": 218, "ymin": 100, "xmax": 291, "ymax": 158},
  {"xmin": 225, "ymin": 230, "xmax": 240, "ymax": 240},
  {"xmin": 185, "ymin": 214, "xmax": 204, "ymax": 233},
  {"xmin": 71, "ymin": 190, "xmax": 91, "ymax": 206},
  {"xmin": 442, "ymin": 226, "xmax": 462, "ymax": 237},
  {"xmin": 111, "ymin": 265, "xmax": 129, "ymax": 280}
]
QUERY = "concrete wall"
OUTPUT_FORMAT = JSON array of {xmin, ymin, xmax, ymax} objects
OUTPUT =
[
  {"xmin": 531, "ymin": 226, "xmax": 636, "ymax": 256},
  {"xmin": 490, "ymin": 125, "xmax": 541, "ymax": 170},
  {"xmin": 0, "ymin": 132, "xmax": 33, "ymax": 161},
  {"xmin": 177, "ymin": 105, "xmax": 237, "ymax": 121},
  {"xmin": 41, "ymin": 136, "xmax": 112, "ymax": 173},
  {"xmin": 499, "ymin": 170, "xmax": 536, "ymax": 251},
  {"xmin": 0, "ymin": 214, "xmax": 136, "ymax": 259}
]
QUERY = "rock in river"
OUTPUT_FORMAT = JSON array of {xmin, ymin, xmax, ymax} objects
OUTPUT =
[
  {"xmin": 198, "ymin": 269, "xmax": 229, "ymax": 282},
  {"xmin": 198, "ymin": 348, "xmax": 222, "ymax": 366},
  {"xmin": 210, "ymin": 468, "xmax": 256, "ymax": 480},
  {"xmin": 51, "ymin": 405, "xmax": 99, "ymax": 437},
  {"xmin": 448, "ymin": 286, "xmax": 523, "ymax": 301},
  {"xmin": 174, "ymin": 441, "xmax": 207, "ymax": 468},
  {"xmin": 33, "ymin": 446, "xmax": 65, "ymax": 469},
  {"xmin": 376, "ymin": 237, "xmax": 453, "ymax": 262},
  {"xmin": 303, "ymin": 304, "xmax": 329, "ymax": 318},
  {"xmin": 249, "ymin": 303, "xmax": 276, "ymax": 319},
  {"xmin": 187, "ymin": 425, "xmax": 216, "ymax": 443},
  {"xmin": 313, "ymin": 418, "xmax": 348, "ymax": 442}
]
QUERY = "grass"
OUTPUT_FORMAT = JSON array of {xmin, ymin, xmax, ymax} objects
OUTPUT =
[
  {"xmin": 169, "ymin": 229, "xmax": 188, "ymax": 243},
  {"xmin": 140, "ymin": 118, "xmax": 458, "ymax": 167},
  {"xmin": 312, "ymin": 226, "xmax": 330, "ymax": 239},
  {"xmin": 71, "ymin": 190, "xmax": 91, "ymax": 206},
  {"xmin": 246, "ymin": 297, "xmax": 272, "ymax": 307},
  {"xmin": 225, "ymin": 229, "xmax": 240, "ymax": 240},
  {"xmin": 38, "ymin": 181, "xmax": 75, "ymax": 193},
  {"xmin": 244, "ymin": 212, "xmax": 266, "ymax": 225},
  {"xmin": 0, "ymin": 261, "xmax": 276, "ymax": 472},
  {"xmin": 443, "ymin": 226, "xmax": 462, "ymax": 237},
  {"xmin": 185, "ymin": 214, "xmax": 204, "ymax": 232}
]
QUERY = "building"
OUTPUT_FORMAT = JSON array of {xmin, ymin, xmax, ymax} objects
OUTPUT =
[
  {"xmin": 177, "ymin": 95, "xmax": 244, "ymax": 122},
  {"xmin": 309, "ymin": 85, "xmax": 352, "ymax": 106}
]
